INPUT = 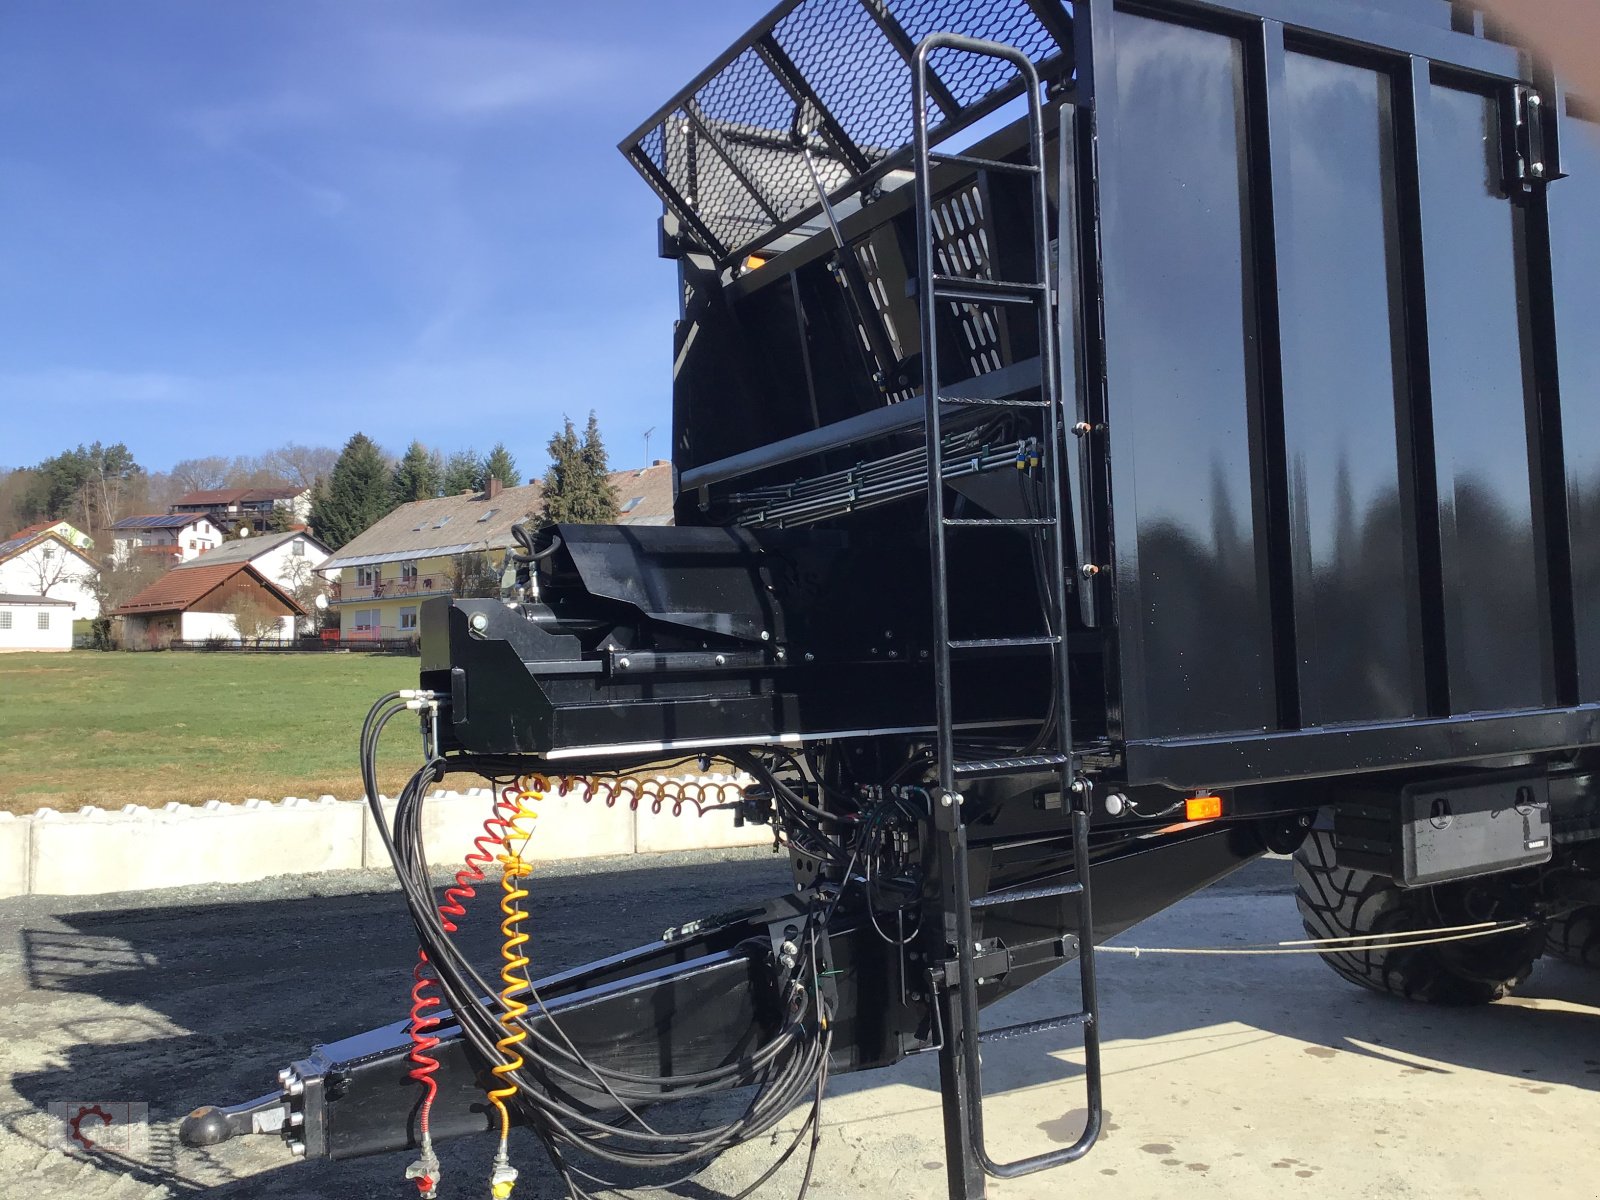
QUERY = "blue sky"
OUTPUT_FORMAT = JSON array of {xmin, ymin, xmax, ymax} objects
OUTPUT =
[{"xmin": 0, "ymin": 2, "xmax": 770, "ymax": 474}]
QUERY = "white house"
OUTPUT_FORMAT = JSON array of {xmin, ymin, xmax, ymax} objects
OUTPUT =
[
  {"xmin": 0, "ymin": 594, "xmax": 74, "ymax": 652},
  {"xmin": 109, "ymin": 514, "xmax": 223, "ymax": 565},
  {"xmin": 0, "ymin": 530, "xmax": 100, "ymax": 620}
]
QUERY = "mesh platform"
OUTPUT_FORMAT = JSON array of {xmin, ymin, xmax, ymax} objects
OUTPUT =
[{"xmin": 619, "ymin": 0, "xmax": 1073, "ymax": 267}]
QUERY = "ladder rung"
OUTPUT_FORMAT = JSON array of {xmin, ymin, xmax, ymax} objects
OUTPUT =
[
  {"xmin": 937, "ymin": 395, "xmax": 1049, "ymax": 408},
  {"xmin": 979, "ymin": 1011, "xmax": 1093, "ymax": 1044},
  {"xmin": 928, "ymin": 151, "xmax": 1042, "ymax": 176},
  {"xmin": 931, "ymin": 275, "xmax": 1047, "ymax": 306},
  {"xmin": 943, "ymin": 517, "xmax": 1054, "ymax": 527},
  {"xmin": 952, "ymin": 753, "xmax": 1070, "ymax": 778},
  {"xmin": 972, "ymin": 881, "xmax": 1084, "ymax": 908},
  {"xmin": 948, "ymin": 635, "xmax": 1060, "ymax": 650}
]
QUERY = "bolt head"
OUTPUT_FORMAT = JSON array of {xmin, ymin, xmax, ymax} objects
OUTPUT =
[
  {"xmin": 288, "ymin": 1140, "xmax": 307, "ymax": 1158},
  {"xmin": 760, "ymin": 630, "xmax": 771, "ymax": 641},
  {"xmin": 468, "ymin": 612, "xmax": 489, "ymax": 633},
  {"xmin": 714, "ymin": 654, "xmax": 727, "ymax": 666},
  {"xmin": 617, "ymin": 657, "xmax": 630, "ymax": 670}
]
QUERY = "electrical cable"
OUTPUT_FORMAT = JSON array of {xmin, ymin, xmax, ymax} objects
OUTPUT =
[{"xmin": 361, "ymin": 696, "xmax": 852, "ymax": 1200}]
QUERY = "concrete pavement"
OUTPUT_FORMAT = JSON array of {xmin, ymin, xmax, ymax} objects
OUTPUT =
[{"xmin": 1, "ymin": 851, "xmax": 1596, "ymax": 1198}]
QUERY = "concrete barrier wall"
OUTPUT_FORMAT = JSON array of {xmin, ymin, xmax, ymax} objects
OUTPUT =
[{"xmin": 0, "ymin": 774, "xmax": 771, "ymax": 899}]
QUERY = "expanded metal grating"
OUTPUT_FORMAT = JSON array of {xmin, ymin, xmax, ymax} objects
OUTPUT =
[{"xmin": 620, "ymin": 0, "xmax": 1072, "ymax": 268}]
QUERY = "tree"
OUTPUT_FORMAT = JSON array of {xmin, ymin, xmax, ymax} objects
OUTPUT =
[
  {"xmin": 279, "ymin": 556, "xmax": 329, "ymax": 631},
  {"xmin": 310, "ymin": 433, "xmax": 393, "ymax": 550},
  {"xmin": 22, "ymin": 443, "xmax": 141, "ymax": 536},
  {"xmin": 86, "ymin": 554, "xmax": 167, "ymax": 649},
  {"xmin": 391, "ymin": 441, "xmax": 443, "ymax": 505},
  {"xmin": 483, "ymin": 442, "xmax": 519, "ymax": 490},
  {"xmin": 223, "ymin": 591, "xmax": 282, "ymax": 646},
  {"xmin": 539, "ymin": 413, "xmax": 619, "ymax": 526},
  {"xmin": 444, "ymin": 550, "xmax": 501, "ymax": 599},
  {"xmin": 261, "ymin": 443, "xmax": 339, "ymax": 491},
  {"xmin": 21, "ymin": 536, "xmax": 90, "ymax": 599},
  {"xmin": 441, "ymin": 449, "xmax": 482, "ymax": 495},
  {"xmin": 170, "ymin": 456, "xmax": 232, "ymax": 493}
]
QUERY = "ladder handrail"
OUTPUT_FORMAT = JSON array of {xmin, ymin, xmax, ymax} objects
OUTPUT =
[{"xmin": 912, "ymin": 30, "xmax": 1102, "ymax": 1184}]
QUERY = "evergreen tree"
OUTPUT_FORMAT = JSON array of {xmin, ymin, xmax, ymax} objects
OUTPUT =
[
  {"xmin": 391, "ymin": 440, "xmax": 443, "ymax": 505},
  {"xmin": 483, "ymin": 442, "xmax": 519, "ymax": 490},
  {"xmin": 539, "ymin": 412, "xmax": 619, "ymax": 526},
  {"xmin": 441, "ymin": 449, "xmax": 482, "ymax": 495},
  {"xmin": 311, "ymin": 433, "xmax": 392, "ymax": 549}
]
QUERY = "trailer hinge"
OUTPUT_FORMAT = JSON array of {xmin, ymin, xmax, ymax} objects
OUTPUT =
[{"xmin": 1507, "ymin": 85, "xmax": 1564, "ymax": 192}]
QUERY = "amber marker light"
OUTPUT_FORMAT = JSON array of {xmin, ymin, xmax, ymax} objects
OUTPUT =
[{"xmin": 1185, "ymin": 794, "xmax": 1224, "ymax": 821}]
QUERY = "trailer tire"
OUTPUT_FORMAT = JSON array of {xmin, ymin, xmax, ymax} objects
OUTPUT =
[
  {"xmin": 1292, "ymin": 829, "xmax": 1538, "ymax": 1006},
  {"xmin": 1543, "ymin": 907, "xmax": 1600, "ymax": 968}
]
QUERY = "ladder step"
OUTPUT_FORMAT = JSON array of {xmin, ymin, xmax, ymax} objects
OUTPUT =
[
  {"xmin": 937, "ymin": 395, "xmax": 1049, "ymax": 408},
  {"xmin": 927, "ymin": 150, "xmax": 1042, "ymax": 176},
  {"xmin": 931, "ymin": 275, "xmax": 1047, "ymax": 306},
  {"xmin": 952, "ymin": 753, "xmax": 1071, "ymax": 778},
  {"xmin": 947, "ymin": 635, "xmax": 1060, "ymax": 650},
  {"xmin": 972, "ymin": 881, "xmax": 1084, "ymax": 908},
  {"xmin": 943, "ymin": 517, "xmax": 1054, "ymax": 527},
  {"xmin": 979, "ymin": 1011, "xmax": 1093, "ymax": 1044}
]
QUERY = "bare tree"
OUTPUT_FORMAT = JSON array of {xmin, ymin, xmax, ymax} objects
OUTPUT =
[
  {"xmin": 222, "ymin": 592, "xmax": 283, "ymax": 646},
  {"xmin": 169, "ymin": 456, "xmax": 233, "ymax": 494},
  {"xmin": 444, "ymin": 550, "xmax": 502, "ymax": 599},
  {"xmin": 22, "ymin": 537, "xmax": 90, "ymax": 599},
  {"xmin": 86, "ymin": 555, "xmax": 166, "ymax": 649},
  {"xmin": 262, "ymin": 443, "xmax": 339, "ymax": 491},
  {"xmin": 279, "ymin": 556, "xmax": 328, "ymax": 631}
]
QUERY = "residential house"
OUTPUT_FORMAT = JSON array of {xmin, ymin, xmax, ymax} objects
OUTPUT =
[
  {"xmin": 114, "ymin": 562, "xmax": 306, "ymax": 650},
  {"xmin": 317, "ymin": 462, "xmax": 674, "ymax": 640},
  {"xmin": 169, "ymin": 484, "xmax": 312, "ymax": 531},
  {"xmin": 0, "ymin": 529, "xmax": 100, "ymax": 620},
  {"xmin": 169, "ymin": 528, "xmax": 330, "ymax": 631},
  {"xmin": 0, "ymin": 594, "xmax": 75, "ymax": 652},
  {"xmin": 6, "ymin": 519, "xmax": 93, "ymax": 551},
  {"xmin": 109, "ymin": 514, "xmax": 224, "ymax": 565}
]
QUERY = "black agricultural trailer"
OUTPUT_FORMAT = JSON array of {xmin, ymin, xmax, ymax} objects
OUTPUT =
[{"xmin": 187, "ymin": 2, "xmax": 1600, "ymax": 1197}]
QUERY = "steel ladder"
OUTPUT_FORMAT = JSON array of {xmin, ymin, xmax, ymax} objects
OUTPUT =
[{"xmin": 911, "ymin": 31, "xmax": 1102, "ymax": 1198}]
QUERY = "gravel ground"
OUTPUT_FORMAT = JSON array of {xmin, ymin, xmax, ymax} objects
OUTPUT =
[{"xmin": 3, "ymin": 851, "xmax": 1597, "ymax": 1200}]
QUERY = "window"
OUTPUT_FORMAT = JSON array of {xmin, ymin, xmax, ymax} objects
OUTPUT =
[
  {"xmin": 37, "ymin": 611, "xmax": 50, "ymax": 630},
  {"xmin": 433, "ymin": 515, "xmax": 452, "ymax": 528},
  {"xmin": 353, "ymin": 609, "xmax": 377, "ymax": 632},
  {"xmin": 188, "ymin": 540, "xmax": 197, "ymax": 549},
  {"xmin": 0, "ymin": 612, "xmax": 11, "ymax": 630},
  {"xmin": 357, "ymin": 565, "xmax": 378, "ymax": 587},
  {"xmin": 399, "ymin": 607, "xmax": 418, "ymax": 631},
  {"xmin": 400, "ymin": 561, "xmax": 418, "ymax": 583},
  {"xmin": 41, "ymin": 545, "xmax": 55, "ymax": 560},
  {"xmin": 620, "ymin": 496, "xmax": 645, "ymax": 514},
  {"xmin": 292, "ymin": 540, "xmax": 306, "ymax": 557},
  {"xmin": 478, "ymin": 508, "xmax": 500, "ymax": 523}
]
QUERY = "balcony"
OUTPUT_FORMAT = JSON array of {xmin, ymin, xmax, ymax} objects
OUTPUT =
[{"xmin": 327, "ymin": 576, "xmax": 452, "ymax": 605}]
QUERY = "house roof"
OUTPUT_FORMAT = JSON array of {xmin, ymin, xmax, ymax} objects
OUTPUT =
[
  {"xmin": 111, "ymin": 513, "xmax": 207, "ymax": 531},
  {"xmin": 113, "ymin": 562, "xmax": 307, "ymax": 617},
  {"xmin": 0, "ymin": 593, "xmax": 74, "ymax": 607},
  {"xmin": 171, "ymin": 485, "xmax": 306, "ymax": 507},
  {"xmin": 0, "ymin": 530, "xmax": 99, "ymax": 571},
  {"xmin": 610, "ymin": 462, "xmax": 675, "ymax": 526},
  {"xmin": 320, "ymin": 482, "xmax": 547, "ymax": 572},
  {"xmin": 320, "ymin": 463, "xmax": 678, "ymax": 571},
  {"xmin": 171, "ymin": 529, "xmax": 330, "ymax": 570}
]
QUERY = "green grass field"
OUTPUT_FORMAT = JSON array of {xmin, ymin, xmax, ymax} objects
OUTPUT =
[{"xmin": 0, "ymin": 652, "xmax": 424, "ymax": 813}]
